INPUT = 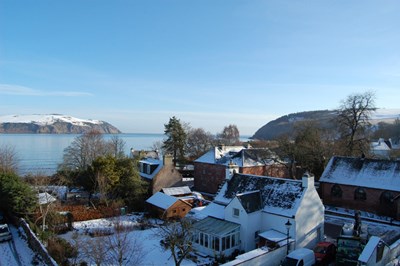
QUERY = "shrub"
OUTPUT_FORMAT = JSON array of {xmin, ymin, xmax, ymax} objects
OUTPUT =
[{"xmin": 47, "ymin": 237, "xmax": 78, "ymax": 265}]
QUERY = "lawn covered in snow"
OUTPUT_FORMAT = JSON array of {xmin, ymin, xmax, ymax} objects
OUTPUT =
[{"xmin": 60, "ymin": 214, "xmax": 212, "ymax": 266}]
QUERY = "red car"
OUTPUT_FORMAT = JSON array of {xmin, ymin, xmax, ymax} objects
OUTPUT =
[{"xmin": 314, "ymin": 242, "xmax": 336, "ymax": 265}]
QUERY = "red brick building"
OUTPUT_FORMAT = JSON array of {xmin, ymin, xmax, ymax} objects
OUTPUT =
[
  {"xmin": 194, "ymin": 145, "xmax": 288, "ymax": 195},
  {"xmin": 319, "ymin": 156, "xmax": 400, "ymax": 220}
]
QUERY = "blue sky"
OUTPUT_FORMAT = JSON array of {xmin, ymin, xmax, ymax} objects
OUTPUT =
[{"xmin": 0, "ymin": 1, "xmax": 399, "ymax": 135}]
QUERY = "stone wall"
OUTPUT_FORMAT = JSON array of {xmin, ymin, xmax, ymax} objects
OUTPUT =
[{"xmin": 18, "ymin": 218, "xmax": 58, "ymax": 266}]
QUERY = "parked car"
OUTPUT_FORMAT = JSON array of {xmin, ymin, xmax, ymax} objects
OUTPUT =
[
  {"xmin": 282, "ymin": 248, "xmax": 316, "ymax": 266},
  {"xmin": 314, "ymin": 241, "xmax": 336, "ymax": 265},
  {"xmin": 0, "ymin": 224, "xmax": 12, "ymax": 242}
]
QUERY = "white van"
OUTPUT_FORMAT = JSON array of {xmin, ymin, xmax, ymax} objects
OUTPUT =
[{"xmin": 281, "ymin": 248, "xmax": 315, "ymax": 266}]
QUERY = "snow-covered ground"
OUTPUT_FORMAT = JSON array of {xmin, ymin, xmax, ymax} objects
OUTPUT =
[
  {"xmin": 60, "ymin": 214, "xmax": 212, "ymax": 266},
  {"xmin": 0, "ymin": 225, "xmax": 45, "ymax": 266},
  {"xmin": 57, "ymin": 208, "xmax": 400, "ymax": 265}
]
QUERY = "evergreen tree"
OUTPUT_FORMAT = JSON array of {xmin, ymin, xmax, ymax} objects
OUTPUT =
[
  {"xmin": 162, "ymin": 117, "xmax": 187, "ymax": 166},
  {"xmin": 0, "ymin": 172, "xmax": 37, "ymax": 217}
]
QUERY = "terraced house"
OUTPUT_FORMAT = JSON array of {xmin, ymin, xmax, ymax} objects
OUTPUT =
[{"xmin": 319, "ymin": 156, "xmax": 400, "ymax": 220}]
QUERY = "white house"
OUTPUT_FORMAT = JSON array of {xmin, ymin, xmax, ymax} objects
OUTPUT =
[{"xmin": 192, "ymin": 170, "xmax": 325, "ymax": 257}]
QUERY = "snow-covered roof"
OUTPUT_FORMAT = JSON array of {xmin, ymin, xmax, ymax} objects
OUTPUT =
[
  {"xmin": 139, "ymin": 158, "xmax": 163, "ymax": 180},
  {"xmin": 215, "ymin": 174, "xmax": 304, "ymax": 217},
  {"xmin": 139, "ymin": 157, "xmax": 161, "ymax": 165},
  {"xmin": 0, "ymin": 114, "xmax": 102, "ymax": 126},
  {"xmin": 371, "ymin": 139, "xmax": 392, "ymax": 151},
  {"xmin": 38, "ymin": 192, "xmax": 57, "ymax": 205},
  {"xmin": 186, "ymin": 202, "xmax": 225, "ymax": 220},
  {"xmin": 162, "ymin": 186, "xmax": 191, "ymax": 196},
  {"xmin": 358, "ymin": 236, "xmax": 382, "ymax": 263},
  {"xmin": 195, "ymin": 146, "xmax": 277, "ymax": 167},
  {"xmin": 146, "ymin": 192, "xmax": 178, "ymax": 210},
  {"xmin": 195, "ymin": 146, "xmax": 243, "ymax": 164},
  {"xmin": 258, "ymin": 229, "xmax": 287, "ymax": 243},
  {"xmin": 320, "ymin": 156, "xmax": 400, "ymax": 192}
]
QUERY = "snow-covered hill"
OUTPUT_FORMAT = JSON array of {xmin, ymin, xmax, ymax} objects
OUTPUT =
[{"xmin": 0, "ymin": 114, "xmax": 121, "ymax": 134}]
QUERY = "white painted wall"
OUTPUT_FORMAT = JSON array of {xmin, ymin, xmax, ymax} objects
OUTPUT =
[
  {"xmin": 222, "ymin": 245, "xmax": 287, "ymax": 266},
  {"xmin": 295, "ymin": 181, "xmax": 324, "ymax": 249},
  {"xmin": 225, "ymin": 198, "xmax": 247, "ymax": 251},
  {"xmin": 225, "ymin": 198, "xmax": 263, "ymax": 252}
]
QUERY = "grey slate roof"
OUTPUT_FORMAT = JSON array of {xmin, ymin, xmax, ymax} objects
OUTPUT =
[
  {"xmin": 215, "ymin": 173, "xmax": 305, "ymax": 216},
  {"xmin": 320, "ymin": 156, "xmax": 400, "ymax": 192}
]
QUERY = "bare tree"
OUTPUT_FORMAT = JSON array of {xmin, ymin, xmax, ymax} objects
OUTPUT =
[
  {"xmin": 186, "ymin": 128, "xmax": 216, "ymax": 160},
  {"xmin": 336, "ymin": 91, "xmax": 376, "ymax": 156},
  {"xmin": 82, "ymin": 236, "xmax": 109, "ymax": 266},
  {"xmin": 29, "ymin": 174, "xmax": 59, "ymax": 232},
  {"xmin": 156, "ymin": 218, "xmax": 193, "ymax": 266},
  {"xmin": 59, "ymin": 130, "xmax": 107, "ymax": 171},
  {"xmin": 151, "ymin": 140, "xmax": 165, "ymax": 155},
  {"xmin": 0, "ymin": 145, "xmax": 19, "ymax": 174},
  {"xmin": 107, "ymin": 217, "xmax": 145, "ymax": 266},
  {"xmin": 217, "ymin": 124, "xmax": 240, "ymax": 145},
  {"xmin": 107, "ymin": 135, "xmax": 126, "ymax": 158}
]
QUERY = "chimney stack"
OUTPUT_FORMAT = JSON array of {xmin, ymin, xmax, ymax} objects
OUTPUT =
[
  {"xmin": 226, "ymin": 160, "xmax": 239, "ymax": 181},
  {"xmin": 163, "ymin": 154, "xmax": 173, "ymax": 166},
  {"xmin": 302, "ymin": 171, "xmax": 315, "ymax": 188}
]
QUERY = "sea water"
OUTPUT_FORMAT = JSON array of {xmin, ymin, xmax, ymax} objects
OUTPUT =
[{"xmin": 0, "ymin": 133, "xmax": 164, "ymax": 176}]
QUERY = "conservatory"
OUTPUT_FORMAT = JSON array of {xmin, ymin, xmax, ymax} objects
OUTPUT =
[{"xmin": 192, "ymin": 216, "xmax": 241, "ymax": 256}]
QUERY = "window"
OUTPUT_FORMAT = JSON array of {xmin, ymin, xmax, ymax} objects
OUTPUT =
[
  {"xmin": 146, "ymin": 164, "xmax": 151, "ymax": 174},
  {"xmin": 225, "ymin": 236, "xmax": 231, "ymax": 250},
  {"xmin": 233, "ymin": 208, "xmax": 240, "ymax": 217},
  {"xmin": 380, "ymin": 191, "xmax": 394, "ymax": 205},
  {"xmin": 331, "ymin": 184, "xmax": 342, "ymax": 198},
  {"xmin": 193, "ymin": 233, "xmax": 199, "ymax": 244},
  {"xmin": 354, "ymin": 187, "xmax": 367, "ymax": 200},
  {"xmin": 140, "ymin": 163, "xmax": 144, "ymax": 173}
]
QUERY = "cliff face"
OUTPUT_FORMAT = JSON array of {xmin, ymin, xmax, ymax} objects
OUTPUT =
[{"xmin": 0, "ymin": 115, "xmax": 121, "ymax": 134}]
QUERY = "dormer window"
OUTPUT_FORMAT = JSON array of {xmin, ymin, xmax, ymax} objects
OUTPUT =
[
  {"xmin": 354, "ymin": 187, "xmax": 367, "ymax": 201},
  {"xmin": 331, "ymin": 184, "xmax": 342, "ymax": 198}
]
